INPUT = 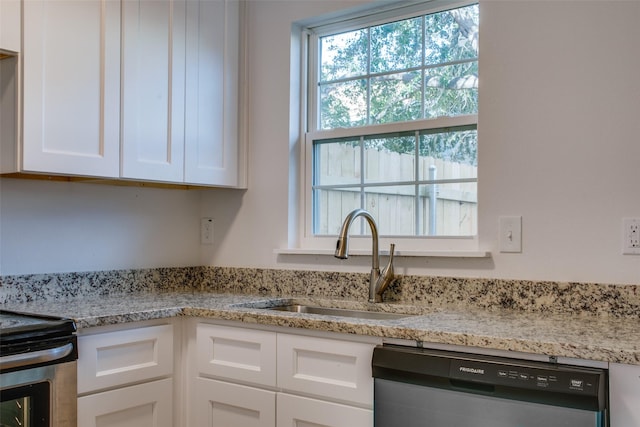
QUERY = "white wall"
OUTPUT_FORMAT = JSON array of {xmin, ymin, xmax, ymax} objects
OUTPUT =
[
  {"xmin": 477, "ymin": 0, "xmax": 640, "ymax": 284},
  {"xmin": 202, "ymin": 0, "xmax": 640, "ymax": 285},
  {"xmin": 2, "ymin": 0, "xmax": 639, "ymax": 285},
  {"xmin": 0, "ymin": 178, "xmax": 202, "ymax": 275}
]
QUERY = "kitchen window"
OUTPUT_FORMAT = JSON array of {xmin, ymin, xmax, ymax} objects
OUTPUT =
[{"xmin": 301, "ymin": 1, "xmax": 479, "ymax": 252}]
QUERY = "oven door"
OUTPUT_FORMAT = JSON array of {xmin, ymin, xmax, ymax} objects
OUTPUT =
[
  {"xmin": 1, "ymin": 361, "xmax": 77, "ymax": 427},
  {"xmin": 1, "ymin": 367, "xmax": 51, "ymax": 426},
  {"xmin": 1, "ymin": 342, "xmax": 77, "ymax": 427}
]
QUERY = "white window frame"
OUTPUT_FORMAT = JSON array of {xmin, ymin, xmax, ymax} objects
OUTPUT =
[{"xmin": 296, "ymin": 0, "xmax": 481, "ymax": 255}]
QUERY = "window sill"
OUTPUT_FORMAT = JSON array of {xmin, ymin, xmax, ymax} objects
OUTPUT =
[{"xmin": 274, "ymin": 248, "xmax": 491, "ymax": 258}]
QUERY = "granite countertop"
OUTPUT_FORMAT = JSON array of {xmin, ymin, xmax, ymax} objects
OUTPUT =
[{"xmin": 3, "ymin": 289, "xmax": 640, "ymax": 366}]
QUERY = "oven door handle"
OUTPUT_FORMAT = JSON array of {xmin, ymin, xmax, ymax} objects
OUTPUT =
[{"xmin": 0, "ymin": 342, "xmax": 74, "ymax": 370}]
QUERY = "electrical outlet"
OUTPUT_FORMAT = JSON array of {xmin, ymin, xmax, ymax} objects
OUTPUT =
[
  {"xmin": 201, "ymin": 218, "xmax": 213, "ymax": 245},
  {"xmin": 499, "ymin": 216, "xmax": 522, "ymax": 253},
  {"xmin": 622, "ymin": 218, "xmax": 640, "ymax": 255}
]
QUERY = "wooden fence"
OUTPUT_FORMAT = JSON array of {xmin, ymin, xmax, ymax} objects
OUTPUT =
[{"xmin": 315, "ymin": 144, "xmax": 477, "ymax": 236}]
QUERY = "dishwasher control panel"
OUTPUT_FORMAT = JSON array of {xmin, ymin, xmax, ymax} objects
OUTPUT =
[{"xmin": 449, "ymin": 357, "xmax": 601, "ymax": 395}]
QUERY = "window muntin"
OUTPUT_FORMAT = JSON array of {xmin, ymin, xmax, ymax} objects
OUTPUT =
[{"xmin": 307, "ymin": 3, "xmax": 479, "ymax": 241}]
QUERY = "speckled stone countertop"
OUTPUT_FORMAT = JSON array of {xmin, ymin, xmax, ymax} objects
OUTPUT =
[{"xmin": 1, "ymin": 266, "xmax": 639, "ymax": 365}]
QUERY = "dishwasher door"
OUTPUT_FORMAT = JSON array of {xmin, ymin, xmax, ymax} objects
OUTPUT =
[{"xmin": 372, "ymin": 345, "xmax": 608, "ymax": 427}]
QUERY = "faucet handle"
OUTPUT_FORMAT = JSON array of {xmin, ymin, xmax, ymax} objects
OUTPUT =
[
  {"xmin": 387, "ymin": 243, "xmax": 395, "ymax": 262},
  {"xmin": 383, "ymin": 243, "xmax": 395, "ymax": 280},
  {"xmin": 374, "ymin": 243, "xmax": 395, "ymax": 302}
]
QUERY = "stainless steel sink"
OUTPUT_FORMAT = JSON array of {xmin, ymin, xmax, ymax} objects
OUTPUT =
[{"xmin": 266, "ymin": 304, "xmax": 415, "ymax": 320}]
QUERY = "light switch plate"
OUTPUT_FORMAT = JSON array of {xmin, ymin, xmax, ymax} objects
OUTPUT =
[{"xmin": 499, "ymin": 216, "xmax": 522, "ymax": 253}]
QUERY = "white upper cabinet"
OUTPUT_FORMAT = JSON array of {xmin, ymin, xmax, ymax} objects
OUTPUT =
[
  {"xmin": 0, "ymin": 0, "xmax": 20, "ymax": 53},
  {"xmin": 14, "ymin": 0, "xmax": 242, "ymax": 186},
  {"xmin": 0, "ymin": 56, "xmax": 18, "ymax": 173},
  {"xmin": 120, "ymin": 0, "xmax": 186, "ymax": 182},
  {"xmin": 22, "ymin": 0, "xmax": 121, "ymax": 177},
  {"xmin": 184, "ymin": 0, "xmax": 240, "ymax": 186}
]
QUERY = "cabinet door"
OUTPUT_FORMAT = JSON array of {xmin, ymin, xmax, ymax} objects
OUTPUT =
[
  {"xmin": 194, "ymin": 378, "xmax": 276, "ymax": 427},
  {"xmin": 78, "ymin": 378, "xmax": 173, "ymax": 427},
  {"xmin": 22, "ymin": 0, "xmax": 120, "ymax": 177},
  {"xmin": 184, "ymin": 0, "xmax": 240, "ymax": 186},
  {"xmin": 277, "ymin": 334, "xmax": 376, "ymax": 407},
  {"xmin": 120, "ymin": 0, "xmax": 186, "ymax": 182},
  {"xmin": 277, "ymin": 393, "xmax": 373, "ymax": 427},
  {"xmin": 609, "ymin": 363, "xmax": 640, "ymax": 426},
  {"xmin": 0, "ymin": 55, "xmax": 18, "ymax": 173},
  {"xmin": 0, "ymin": 0, "xmax": 20, "ymax": 53}
]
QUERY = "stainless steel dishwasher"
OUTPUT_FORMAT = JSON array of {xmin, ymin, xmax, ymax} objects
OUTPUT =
[{"xmin": 372, "ymin": 345, "xmax": 608, "ymax": 427}]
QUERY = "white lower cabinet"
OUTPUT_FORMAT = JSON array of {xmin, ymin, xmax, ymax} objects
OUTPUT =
[
  {"xmin": 78, "ymin": 318, "xmax": 640, "ymax": 427},
  {"xmin": 277, "ymin": 333, "xmax": 375, "ymax": 407},
  {"xmin": 78, "ymin": 378, "xmax": 173, "ymax": 427},
  {"xmin": 188, "ymin": 321, "xmax": 379, "ymax": 427},
  {"xmin": 194, "ymin": 378, "xmax": 276, "ymax": 427},
  {"xmin": 77, "ymin": 321, "xmax": 177, "ymax": 427},
  {"xmin": 609, "ymin": 363, "xmax": 640, "ymax": 426},
  {"xmin": 196, "ymin": 323, "xmax": 276, "ymax": 387},
  {"xmin": 277, "ymin": 393, "xmax": 372, "ymax": 427}
]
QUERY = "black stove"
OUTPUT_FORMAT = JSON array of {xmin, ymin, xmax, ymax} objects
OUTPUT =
[
  {"xmin": 0, "ymin": 310, "xmax": 77, "ymax": 371},
  {"xmin": 1, "ymin": 310, "xmax": 79, "ymax": 426}
]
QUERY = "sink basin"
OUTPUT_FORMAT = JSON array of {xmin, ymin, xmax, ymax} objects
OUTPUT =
[
  {"xmin": 266, "ymin": 304, "xmax": 415, "ymax": 320},
  {"xmin": 233, "ymin": 298, "xmax": 425, "ymax": 320}
]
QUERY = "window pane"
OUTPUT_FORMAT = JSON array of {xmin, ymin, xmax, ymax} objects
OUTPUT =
[
  {"xmin": 370, "ymin": 72, "xmax": 422, "ymax": 124},
  {"xmin": 424, "ymin": 4, "xmax": 479, "ymax": 66},
  {"xmin": 424, "ymin": 62, "xmax": 478, "ymax": 118},
  {"xmin": 310, "ymin": 4, "xmax": 478, "ymax": 239},
  {"xmin": 314, "ymin": 139, "xmax": 361, "ymax": 186},
  {"xmin": 313, "ymin": 188, "xmax": 361, "ymax": 235},
  {"xmin": 315, "ymin": 182, "xmax": 477, "ymax": 236},
  {"xmin": 364, "ymin": 185, "xmax": 416, "ymax": 235},
  {"xmin": 370, "ymin": 18, "xmax": 422, "ymax": 74},
  {"xmin": 320, "ymin": 29, "xmax": 368, "ymax": 81},
  {"xmin": 320, "ymin": 79, "xmax": 367, "ymax": 129},
  {"xmin": 419, "ymin": 182, "xmax": 477, "ymax": 236},
  {"xmin": 419, "ymin": 129, "xmax": 477, "ymax": 180},
  {"xmin": 317, "ymin": 4, "xmax": 479, "ymax": 130},
  {"xmin": 364, "ymin": 134, "xmax": 415, "ymax": 183}
]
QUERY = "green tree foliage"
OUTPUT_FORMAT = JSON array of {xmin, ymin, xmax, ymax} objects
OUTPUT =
[{"xmin": 318, "ymin": 4, "xmax": 479, "ymax": 164}]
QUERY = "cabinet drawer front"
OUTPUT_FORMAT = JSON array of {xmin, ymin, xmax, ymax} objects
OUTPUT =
[
  {"xmin": 277, "ymin": 334, "xmax": 375, "ymax": 407},
  {"xmin": 78, "ymin": 377, "xmax": 173, "ymax": 427},
  {"xmin": 78, "ymin": 324, "xmax": 174, "ymax": 394},
  {"xmin": 276, "ymin": 393, "xmax": 373, "ymax": 427},
  {"xmin": 194, "ymin": 378, "xmax": 276, "ymax": 427},
  {"xmin": 197, "ymin": 323, "xmax": 276, "ymax": 387}
]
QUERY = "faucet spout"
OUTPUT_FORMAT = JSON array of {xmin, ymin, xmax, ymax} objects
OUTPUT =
[
  {"xmin": 334, "ymin": 209, "xmax": 395, "ymax": 302},
  {"xmin": 334, "ymin": 209, "xmax": 379, "ymax": 269}
]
